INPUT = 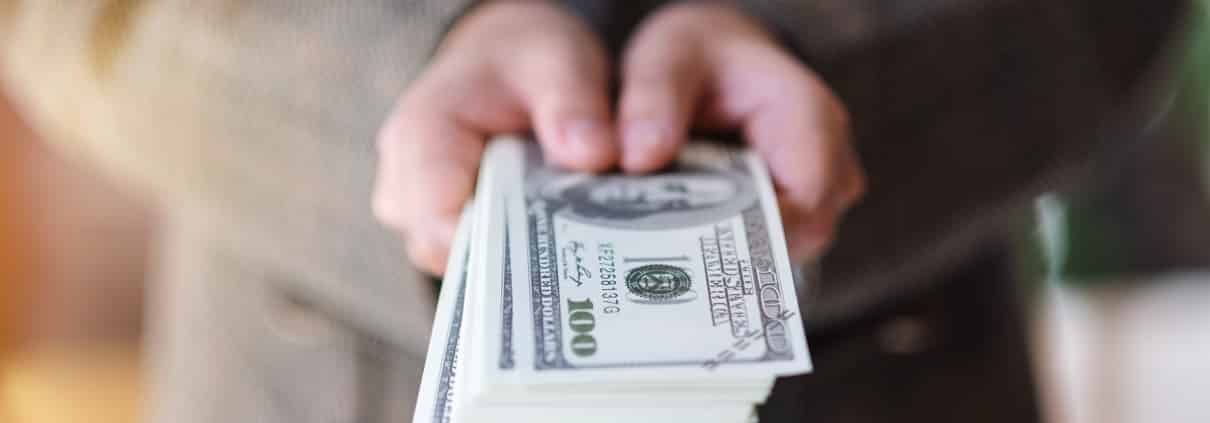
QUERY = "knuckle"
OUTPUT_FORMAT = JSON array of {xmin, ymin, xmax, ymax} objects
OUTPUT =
[
  {"xmin": 400, "ymin": 68, "xmax": 448, "ymax": 107},
  {"xmin": 376, "ymin": 111, "xmax": 416, "ymax": 154},
  {"xmin": 514, "ymin": 52, "xmax": 608, "ymax": 116},
  {"xmin": 825, "ymin": 96, "xmax": 852, "ymax": 132},
  {"xmin": 622, "ymin": 45, "xmax": 691, "ymax": 80},
  {"xmin": 375, "ymin": 121, "xmax": 399, "ymax": 153},
  {"xmin": 400, "ymin": 57, "xmax": 491, "ymax": 116},
  {"xmin": 833, "ymin": 147, "xmax": 867, "ymax": 205},
  {"xmin": 813, "ymin": 231, "xmax": 836, "ymax": 253},
  {"xmin": 550, "ymin": 74, "xmax": 602, "ymax": 101},
  {"xmin": 808, "ymin": 237, "xmax": 835, "ymax": 259},
  {"xmin": 407, "ymin": 240, "xmax": 446, "ymax": 274},
  {"xmin": 779, "ymin": 65, "xmax": 844, "ymax": 118},
  {"xmin": 620, "ymin": 90, "xmax": 678, "ymax": 121},
  {"xmin": 372, "ymin": 195, "xmax": 409, "ymax": 233},
  {"xmin": 394, "ymin": 91, "xmax": 429, "ymax": 119},
  {"xmin": 525, "ymin": 39, "xmax": 606, "ymax": 81},
  {"xmin": 810, "ymin": 221, "xmax": 838, "ymax": 248},
  {"xmin": 544, "ymin": 93, "xmax": 598, "ymax": 116},
  {"xmin": 406, "ymin": 244, "xmax": 434, "ymax": 271},
  {"xmin": 767, "ymin": 53, "xmax": 814, "ymax": 87},
  {"xmin": 791, "ymin": 223, "xmax": 836, "ymax": 261},
  {"xmin": 380, "ymin": 108, "xmax": 431, "ymax": 155},
  {"xmin": 535, "ymin": 96, "xmax": 609, "ymax": 131},
  {"xmin": 848, "ymin": 171, "xmax": 868, "ymax": 201},
  {"xmin": 771, "ymin": 82, "xmax": 824, "ymax": 122},
  {"xmin": 621, "ymin": 66, "xmax": 672, "ymax": 92},
  {"xmin": 802, "ymin": 147, "xmax": 836, "ymax": 186}
]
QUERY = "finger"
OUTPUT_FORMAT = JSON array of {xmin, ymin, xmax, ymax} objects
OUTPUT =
[
  {"xmin": 374, "ymin": 81, "xmax": 497, "ymax": 274},
  {"xmin": 374, "ymin": 114, "xmax": 477, "ymax": 273},
  {"xmin": 507, "ymin": 40, "xmax": 617, "ymax": 172},
  {"xmin": 617, "ymin": 20, "xmax": 708, "ymax": 173},
  {"xmin": 779, "ymin": 149, "xmax": 865, "ymax": 262},
  {"xmin": 705, "ymin": 47, "xmax": 856, "ymax": 213},
  {"xmin": 406, "ymin": 233, "xmax": 450, "ymax": 276},
  {"xmin": 703, "ymin": 46, "xmax": 863, "ymax": 262},
  {"xmin": 375, "ymin": 0, "xmax": 616, "ymax": 275},
  {"xmin": 781, "ymin": 199, "xmax": 840, "ymax": 262},
  {"xmin": 749, "ymin": 83, "xmax": 848, "ymax": 211}
]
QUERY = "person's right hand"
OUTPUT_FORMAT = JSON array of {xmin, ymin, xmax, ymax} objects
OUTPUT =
[{"xmin": 374, "ymin": 1, "xmax": 617, "ymax": 275}]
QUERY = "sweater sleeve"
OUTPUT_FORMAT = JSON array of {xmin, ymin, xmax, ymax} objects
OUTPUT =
[{"xmin": 0, "ymin": 1, "xmax": 492, "ymax": 347}]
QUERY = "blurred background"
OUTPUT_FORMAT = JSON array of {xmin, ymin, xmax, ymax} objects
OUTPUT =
[
  {"xmin": 1, "ymin": 5, "xmax": 1208, "ymax": 423},
  {"xmin": 1, "ymin": 83, "xmax": 147, "ymax": 422}
]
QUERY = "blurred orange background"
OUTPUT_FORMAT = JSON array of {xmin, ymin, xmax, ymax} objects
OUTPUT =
[{"xmin": 1, "ymin": 89, "xmax": 146, "ymax": 423}]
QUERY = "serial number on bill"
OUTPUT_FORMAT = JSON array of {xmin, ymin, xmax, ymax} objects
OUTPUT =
[{"xmin": 596, "ymin": 242, "xmax": 622, "ymax": 314}]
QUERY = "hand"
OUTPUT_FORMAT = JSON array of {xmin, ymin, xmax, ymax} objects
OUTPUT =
[
  {"xmin": 374, "ymin": 1, "xmax": 617, "ymax": 274},
  {"xmin": 616, "ymin": 3, "xmax": 865, "ymax": 261}
]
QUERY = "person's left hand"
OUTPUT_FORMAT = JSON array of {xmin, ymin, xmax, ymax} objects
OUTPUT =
[
  {"xmin": 616, "ymin": 3, "xmax": 866, "ymax": 261},
  {"xmin": 374, "ymin": 1, "xmax": 617, "ymax": 274}
]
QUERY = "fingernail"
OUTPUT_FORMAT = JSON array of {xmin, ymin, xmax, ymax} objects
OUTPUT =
[
  {"xmin": 623, "ymin": 120, "xmax": 669, "ymax": 170},
  {"xmin": 565, "ymin": 119, "xmax": 609, "ymax": 151},
  {"xmin": 624, "ymin": 120, "xmax": 667, "ymax": 150}
]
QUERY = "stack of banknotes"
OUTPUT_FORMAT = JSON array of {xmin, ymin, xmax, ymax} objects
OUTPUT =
[{"xmin": 413, "ymin": 137, "xmax": 813, "ymax": 423}]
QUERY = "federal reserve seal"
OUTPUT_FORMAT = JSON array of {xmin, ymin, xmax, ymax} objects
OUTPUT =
[{"xmin": 625, "ymin": 265, "xmax": 696, "ymax": 304}]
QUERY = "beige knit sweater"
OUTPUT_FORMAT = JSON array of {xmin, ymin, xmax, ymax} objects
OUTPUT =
[{"xmin": 1, "ymin": 1, "xmax": 478, "ymax": 353}]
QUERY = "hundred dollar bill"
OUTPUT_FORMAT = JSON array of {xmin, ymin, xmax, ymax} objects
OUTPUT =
[
  {"xmin": 469, "ymin": 202, "xmax": 779, "ymax": 403},
  {"xmin": 412, "ymin": 206, "xmax": 475, "ymax": 423},
  {"xmin": 418, "ymin": 140, "xmax": 513, "ymax": 423},
  {"xmin": 480, "ymin": 137, "xmax": 813, "ymax": 384}
]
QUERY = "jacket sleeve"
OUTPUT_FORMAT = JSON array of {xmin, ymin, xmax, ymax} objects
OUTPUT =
[{"xmin": 736, "ymin": 0, "xmax": 1193, "ymax": 323}]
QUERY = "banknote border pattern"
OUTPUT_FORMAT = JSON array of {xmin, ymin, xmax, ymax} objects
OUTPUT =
[
  {"xmin": 499, "ymin": 225, "xmax": 515, "ymax": 369},
  {"xmin": 524, "ymin": 151, "xmax": 796, "ymax": 371},
  {"xmin": 432, "ymin": 252, "xmax": 469, "ymax": 423}
]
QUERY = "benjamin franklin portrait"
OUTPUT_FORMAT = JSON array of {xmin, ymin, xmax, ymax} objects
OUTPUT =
[{"xmin": 532, "ymin": 164, "xmax": 760, "ymax": 230}]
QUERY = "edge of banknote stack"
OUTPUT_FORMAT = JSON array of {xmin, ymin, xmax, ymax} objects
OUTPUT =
[{"xmin": 414, "ymin": 136, "xmax": 813, "ymax": 423}]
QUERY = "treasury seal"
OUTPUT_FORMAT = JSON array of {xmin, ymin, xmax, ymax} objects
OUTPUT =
[{"xmin": 625, "ymin": 265, "xmax": 696, "ymax": 304}]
